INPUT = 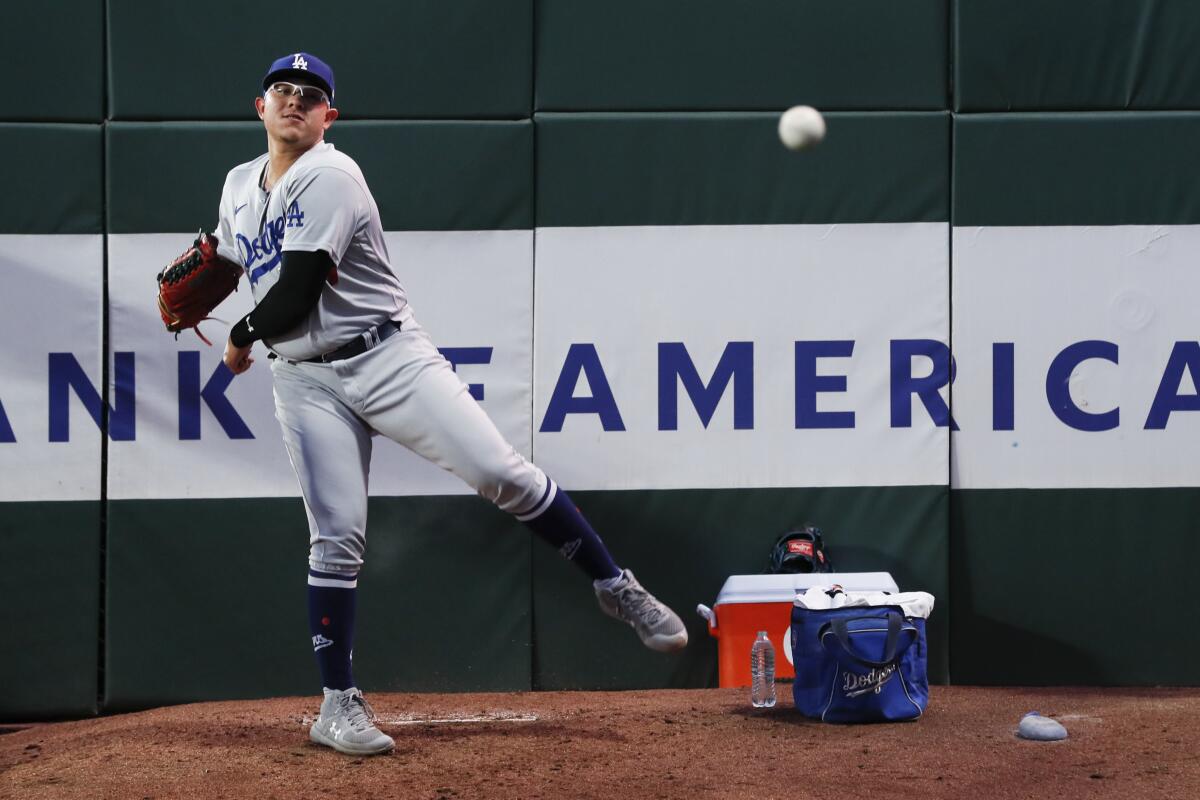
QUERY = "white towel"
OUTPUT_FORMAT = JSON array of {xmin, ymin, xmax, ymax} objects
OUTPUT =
[{"xmin": 794, "ymin": 587, "xmax": 935, "ymax": 619}]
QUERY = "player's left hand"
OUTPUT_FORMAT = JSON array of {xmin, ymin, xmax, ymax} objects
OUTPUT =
[{"xmin": 224, "ymin": 337, "xmax": 255, "ymax": 375}]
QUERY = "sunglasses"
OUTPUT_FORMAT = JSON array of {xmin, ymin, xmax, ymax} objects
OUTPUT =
[{"xmin": 266, "ymin": 81, "xmax": 330, "ymax": 108}]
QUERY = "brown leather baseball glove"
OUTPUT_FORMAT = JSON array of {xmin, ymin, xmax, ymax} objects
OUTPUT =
[{"xmin": 156, "ymin": 231, "xmax": 243, "ymax": 345}]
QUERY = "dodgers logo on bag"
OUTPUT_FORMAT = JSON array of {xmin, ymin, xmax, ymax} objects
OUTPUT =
[{"xmin": 790, "ymin": 590, "xmax": 933, "ymax": 723}]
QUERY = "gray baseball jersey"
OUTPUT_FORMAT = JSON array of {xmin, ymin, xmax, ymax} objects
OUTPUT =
[
  {"xmin": 215, "ymin": 142, "xmax": 412, "ymax": 361},
  {"xmin": 215, "ymin": 139, "xmax": 550, "ymax": 574}
]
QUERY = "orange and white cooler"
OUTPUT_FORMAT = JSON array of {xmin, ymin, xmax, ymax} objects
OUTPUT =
[{"xmin": 699, "ymin": 573, "xmax": 898, "ymax": 688}]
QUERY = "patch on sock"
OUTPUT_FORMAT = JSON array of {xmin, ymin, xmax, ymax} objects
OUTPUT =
[
  {"xmin": 559, "ymin": 538, "xmax": 582, "ymax": 560},
  {"xmin": 312, "ymin": 634, "xmax": 335, "ymax": 651}
]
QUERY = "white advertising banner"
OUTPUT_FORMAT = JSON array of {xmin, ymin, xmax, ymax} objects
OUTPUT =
[
  {"xmin": 106, "ymin": 230, "xmax": 532, "ymax": 499},
  {"xmin": 0, "ymin": 235, "xmax": 103, "ymax": 502},
  {"xmin": 533, "ymin": 223, "xmax": 951, "ymax": 490},
  {"xmin": 951, "ymin": 225, "xmax": 1200, "ymax": 489}
]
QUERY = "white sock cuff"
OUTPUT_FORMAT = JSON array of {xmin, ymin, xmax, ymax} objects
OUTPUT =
[{"xmin": 515, "ymin": 478, "xmax": 558, "ymax": 522}]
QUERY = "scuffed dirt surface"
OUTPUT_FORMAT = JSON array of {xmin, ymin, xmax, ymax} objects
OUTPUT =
[{"xmin": 2, "ymin": 687, "xmax": 1198, "ymax": 800}]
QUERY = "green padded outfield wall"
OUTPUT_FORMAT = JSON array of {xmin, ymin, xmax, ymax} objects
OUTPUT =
[
  {"xmin": 0, "ymin": 124, "xmax": 103, "ymax": 718},
  {"xmin": 107, "ymin": 0, "xmax": 532, "ymax": 119},
  {"xmin": 535, "ymin": 0, "xmax": 948, "ymax": 110},
  {"xmin": 955, "ymin": 0, "xmax": 1200, "ymax": 111},
  {"xmin": 950, "ymin": 114, "xmax": 1200, "ymax": 684},
  {"xmin": 3, "ymin": 0, "xmax": 104, "ymax": 122},
  {"xmin": 951, "ymin": 4, "xmax": 1200, "ymax": 685}
]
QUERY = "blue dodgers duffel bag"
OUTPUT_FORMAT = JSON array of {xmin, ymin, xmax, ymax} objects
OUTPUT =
[{"xmin": 790, "ymin": 590, "xmax": 933, "ymax": 723}]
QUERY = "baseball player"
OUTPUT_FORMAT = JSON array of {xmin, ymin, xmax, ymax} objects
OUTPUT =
[{"xmin": 214, "ymin": 53, "xmax": 687, "ymax": 756}]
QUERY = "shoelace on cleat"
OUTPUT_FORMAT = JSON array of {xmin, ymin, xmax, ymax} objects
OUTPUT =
[
  {"xmin": 615, "ymin": 583, "xmax": 667, "ymax": 626},
  {"xmin": 339, "ymin": 692, "xmax": 379, "ymax": 733}
]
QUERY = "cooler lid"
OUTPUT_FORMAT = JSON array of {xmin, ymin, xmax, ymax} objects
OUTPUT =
[{"xmin": 713, "ymin": 572, "xmax": 898, "ymax": 605}]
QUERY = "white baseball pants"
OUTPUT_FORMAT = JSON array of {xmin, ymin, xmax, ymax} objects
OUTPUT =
[{"xmin": 269, "ymin": 323, "xmax": 551, "ymax": 574}]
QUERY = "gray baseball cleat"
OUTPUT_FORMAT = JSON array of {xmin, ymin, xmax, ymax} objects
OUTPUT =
[
  {"xmin": 309, "ymin": 687, "xmax": 395, "ymax": 755},
  {"xmin": 594, "ymin": 569, "xmax": 688, "ymax": 652}
]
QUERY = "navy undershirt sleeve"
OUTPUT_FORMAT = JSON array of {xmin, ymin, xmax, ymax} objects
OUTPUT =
[{"xmin": 229, "ymin": 249, "xmax": 333, "ymax": 347}]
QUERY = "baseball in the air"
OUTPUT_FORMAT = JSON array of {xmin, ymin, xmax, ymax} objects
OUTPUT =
[{"xmin": 778, "ymin": 105, "xmax": 826, "ymax": 151}]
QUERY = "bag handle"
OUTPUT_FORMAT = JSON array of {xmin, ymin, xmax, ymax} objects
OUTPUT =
[{"xmin": 820, "ymin": 611, "xmax": 914, "ymax": 670}]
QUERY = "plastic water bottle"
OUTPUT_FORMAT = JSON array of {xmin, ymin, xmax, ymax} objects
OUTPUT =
[{"xmin": 750, "ymin": 631, "xmax": 776, "ymax": 708}]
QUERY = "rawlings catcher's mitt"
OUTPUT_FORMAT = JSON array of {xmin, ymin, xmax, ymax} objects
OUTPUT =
[
  {"xmin": 767, "ymin": 524, "xmax": 833, "ymax": 574},
  {"xmin": 156, "ymin": 231, "xmax": 243, "ymax": 345}
]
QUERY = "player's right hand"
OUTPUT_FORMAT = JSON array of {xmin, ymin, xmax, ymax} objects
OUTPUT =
[{"xmin": 223, "ymin": 337, "xmax": 255, "ymax": 375}]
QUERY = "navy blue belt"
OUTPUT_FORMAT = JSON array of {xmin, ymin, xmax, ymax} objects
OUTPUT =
[{"xmin": 292, "ymin": 320, "xmax": 403, "ymax": 364}]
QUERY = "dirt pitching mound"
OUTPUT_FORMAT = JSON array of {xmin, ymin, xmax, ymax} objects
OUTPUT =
[{"xmin": 2, "ymin": 687, "xmax": 1198, "ymax": 800}]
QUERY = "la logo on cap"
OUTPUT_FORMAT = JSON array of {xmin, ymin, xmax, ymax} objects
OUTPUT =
[{"xmin": 292, "ymin": 54, "xmax": 308, "ymax": 70}]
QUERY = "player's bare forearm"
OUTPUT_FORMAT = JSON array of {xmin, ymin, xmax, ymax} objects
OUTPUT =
[{"xmin": 223, "ymin": 337, "xmax": 255, "ymax": 374}]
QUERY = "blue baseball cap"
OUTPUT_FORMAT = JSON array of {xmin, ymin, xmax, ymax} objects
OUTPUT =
[{"xmin": 262, "ymin": 52, "xmax": 335, "ymax": 102}]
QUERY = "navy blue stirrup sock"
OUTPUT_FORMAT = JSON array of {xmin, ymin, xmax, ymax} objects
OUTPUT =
[
  {"xmin": 307, "ymin": 570, "xmax": 358, "ymax": 691},
  {"xmin": 519, "ymin": 481, "xmax": 621, "ymax": 581}
]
